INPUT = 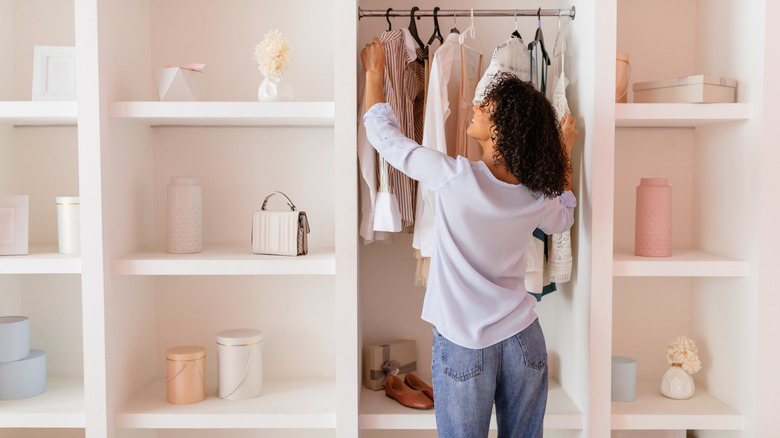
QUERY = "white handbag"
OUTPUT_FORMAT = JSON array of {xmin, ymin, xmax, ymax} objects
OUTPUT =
[{"xmin": 251, "ymin": 192, "xmax": 310, "ymax": 256}]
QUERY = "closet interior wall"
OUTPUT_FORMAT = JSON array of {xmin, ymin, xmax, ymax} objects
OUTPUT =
[
  {"xmin": 96, "ymin": 0, "xmax": 340, "ymax": 437},
  {"xmin": 356, "ymin": 1, "xmax": 591, "ymax": 436}
]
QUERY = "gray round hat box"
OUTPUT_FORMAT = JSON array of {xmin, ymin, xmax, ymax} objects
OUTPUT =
[
  {"xmin": 0, "ymin": 316, "xmax": 30, "ymax": 363},
  {"xmin": 0, "ymin": 350, "xmax": 47, "ymax": 400}
]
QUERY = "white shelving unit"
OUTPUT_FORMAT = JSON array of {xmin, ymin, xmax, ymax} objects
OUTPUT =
[
  {"xmin": 358, "ymin": 379, "xmax": 583, "ymax": 430},
  {"xmin": 108, "ymin": 101, "xmax": 335, "ymax": 126},
  {"xmin": 0, "ymin": 377, "xmax": 85, "ymax": 428},
  {"xmin": 0, "ymin": 101, "xmax": 78, "ymax": 126},
  {"xmin": 115, "ymin": 378, "xmax": 337, "ymax": 429},
  {"xmin": 3, "ymin": 0, "xmax": 778, "ymax": 437},
  {"xmin": 612, "ymin": 248, "xmax": 749, "ymax": 277},
  {"xmin": 0, "ymin": 246, "xmax": 81, "ymax": 274},
  {"xmin": 615, "ymin": 103, "xmax": 751, "ymax": 127},
  {"xmin": 611, "ymin": 380, "xmax": 743, "ymax": 431},
  {"xmin": 112, "ymin": 246, "xmax": 336, "ymax": 276}
]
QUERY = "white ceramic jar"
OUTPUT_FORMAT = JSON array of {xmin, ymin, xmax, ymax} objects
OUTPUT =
[
  {"xmin": 167, "ymin": 177, "xmax": 202, "ymax": 254},
  {"xmin": 56, "ymin": 196, "xmax": 80, "ymax": 255},
  {"xmin": 216, "ymin": 328, "xmax": 263, "ymax": 400}
]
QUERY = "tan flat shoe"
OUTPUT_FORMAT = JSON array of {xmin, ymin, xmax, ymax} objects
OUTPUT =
[
  {"xmin": 404, "ymin": 373, "xmax": 434, "ymax": 402},
  {"xmin": 385, "ymin": 375, "xmax": 434, "ymax": 410}
]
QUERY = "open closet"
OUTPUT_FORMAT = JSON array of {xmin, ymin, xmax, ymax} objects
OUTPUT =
[{"xmin": 0, "ymin": 0, "xmax": 777, "ymax": 437}]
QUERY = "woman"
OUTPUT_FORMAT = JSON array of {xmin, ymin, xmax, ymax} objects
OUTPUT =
[{"xmin": 362, "ymin": 38, "xmax": 578, "ymax": 438}]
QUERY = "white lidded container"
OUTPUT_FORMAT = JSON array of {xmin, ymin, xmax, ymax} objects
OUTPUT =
[
  {"xmin": 0, "ymin": 316, "xmax": 30, "ymax": 363},
  {"xmin": 167, "ymin": 177, "xmax": 202, "ymax": 254},
  {"xmin": 216, "ymin": 328, "xmax": 263, "ymax": 400},
  {"xmin": 56, "ymin": 196, "xmax": 80, "ymax": 255}
]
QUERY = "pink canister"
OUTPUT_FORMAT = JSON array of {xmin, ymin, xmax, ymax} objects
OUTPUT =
[
  {"xmin": 165, "ymin": 346, "xmax": 206, "ymax": 405},
  {"xmin": 635, "ymin": 178, "xmax": 672, "ymax": 257}
]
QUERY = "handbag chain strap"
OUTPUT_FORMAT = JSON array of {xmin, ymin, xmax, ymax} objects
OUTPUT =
[{"xmin": 261, "ymin": 191, "xmax": 297, "ymax": 211}]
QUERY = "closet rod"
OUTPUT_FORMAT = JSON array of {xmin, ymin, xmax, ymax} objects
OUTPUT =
[{"xmin": 358, "ymin": 6, "xmax": 575, "ymax": 20}]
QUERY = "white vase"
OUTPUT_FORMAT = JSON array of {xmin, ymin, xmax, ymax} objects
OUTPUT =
[
  {"xmin": 660, "ymin": 364, "xmax": 695, "ymax": 399},
  {"xmin": 167, "ymin": 177, "xmax": 202, "ymax": 254},
  {"xmin": 258, "ymin": 76, "xmax": 294, "ymax": 101}
]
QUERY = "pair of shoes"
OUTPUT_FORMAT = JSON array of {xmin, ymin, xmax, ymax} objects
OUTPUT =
[
  {"xmin": 385, "ymin": 374, "xmax": 434, "ymax": 409},
  {"xmin": 404, "ymin": 372, "xmax": 434, "ymax": 402}
]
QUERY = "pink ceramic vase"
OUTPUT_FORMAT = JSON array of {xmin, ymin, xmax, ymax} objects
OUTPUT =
[{"xmin": 635, "ymin": 178, "xmax": 672, "ymax": 257}]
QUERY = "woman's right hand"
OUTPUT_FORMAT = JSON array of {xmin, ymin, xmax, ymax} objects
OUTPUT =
[
  {"xmin": 361, "ymin": 37, "xmax": 385, "ymax": 76},
  {"xmin": 560, "ymin": 114, "xmax": 578, "ymax": 153}
]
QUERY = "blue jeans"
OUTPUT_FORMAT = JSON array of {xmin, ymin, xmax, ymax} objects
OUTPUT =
[{"xmin": 431, "ymin": 319, "xmax": 548, "ymax": 438}]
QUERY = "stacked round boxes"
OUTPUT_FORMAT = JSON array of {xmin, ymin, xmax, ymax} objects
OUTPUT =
[{"xmin": 0, "ymin": 316, "xmax": 47, "ymax": 400}]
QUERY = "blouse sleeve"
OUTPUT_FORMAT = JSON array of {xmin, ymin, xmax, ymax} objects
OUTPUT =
[
  {"xmin": 363, "ymin": 102, "xmax": 459, "ymax": 191},
  {"xmin": 538, "ymin": 191, "xmax": 577, "ymax": 234}
]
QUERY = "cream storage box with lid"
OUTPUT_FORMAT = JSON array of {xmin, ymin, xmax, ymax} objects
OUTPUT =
[{"xmin": 632, "ymin": 74, "xmax": 737, "ymax": 103}]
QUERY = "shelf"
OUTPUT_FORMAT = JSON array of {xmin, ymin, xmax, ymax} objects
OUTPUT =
[
  {"xmin": 615, "ymin": 103, "xmax": 751, "ymax": 127},
  {"xmin": 108, "ymin": 101, "xmax": 335, "ymax": 126},
  {"xmin": 0, "ymin": 101, "xmax": 78, "ymax": 126},
  {"xmin": 112, "ymin": 245, "xmax": 336, "ymax": 275},
  {"xmin": 611, "ymin": 379, "xmax": 744, "ymax": 430},
  {"xmin": 115, "ymin": 377, "xmax": 336, "ymax": 429},
  {"xmin": 0, "ymin": 246, "xmax": 82, "ymax": 274},
  {"xmin": 612, "ymin": 248, "xmax": 749, "ymax": 277},
  {"xmin": 358, "ymin": 378, "xmax": 583, "ymax": 430},
  {"xmin": 0, "ymin": 377, "xmax": 85, "ymax": 428}
]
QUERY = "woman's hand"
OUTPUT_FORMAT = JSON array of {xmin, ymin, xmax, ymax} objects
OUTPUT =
[
  {"xmin": 560, "ymin": 114, "xmax": 578, "ymax": 153},
  {"xmin": 362, "ymin": 37, "xmax": 386, "ymax": 109},
  {"xmin": 361, "ymin": 37, "xmax": 385, "ymax": 76}
]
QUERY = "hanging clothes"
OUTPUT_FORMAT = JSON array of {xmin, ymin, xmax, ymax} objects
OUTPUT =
[
  {"xmin": 469, "ymin": 33, "xmax": 570, "ymax": 300},
  {"xmin": 547, "ymin": 31, "xmax": 573, "ymax": 285},
  {"xmin": 413, "ymin": 33, "xmax": 463, "ymax": 285},
  {"xmin": 473, "ymin": 36, "xmax": 531, "ymax": 104},
  {"xmin": 455, "ymin": 44, "xmax": 483, "ymax": 161},
  {"xmin": 358, "ymin": 28, "xmax": 424, "ymax": 242}
]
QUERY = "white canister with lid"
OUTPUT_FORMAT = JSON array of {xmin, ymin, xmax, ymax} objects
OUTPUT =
[
  {"xmin": 167, "ymin": 177, "xmax": 202, "ymax": 254},
  {"xmin": 56, "ymin": 196, "xmax": 80, "ymax": 255},
  {"xmin": 216, "ymin": 328, "xmax": 263, "ymax": 400},
  {"xmin": 0, "ymin": 316, "xmax": 30, "ymax": 363}
]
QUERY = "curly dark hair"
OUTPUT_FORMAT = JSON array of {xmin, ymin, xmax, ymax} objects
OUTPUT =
[{"xmin": 481, "ymin": 72, "xmax": 570, "ymax": 198}]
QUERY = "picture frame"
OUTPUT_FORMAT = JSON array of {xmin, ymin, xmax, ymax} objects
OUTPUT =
[
  {"xmin": 0, "ymin": 195, "xmax": 29, "ymax": 255},
  {"xmin": 32, "ymin": 46, "xmax": 77, "ymax": 101}
]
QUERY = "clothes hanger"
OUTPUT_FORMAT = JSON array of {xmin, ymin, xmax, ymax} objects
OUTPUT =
[
  {"xmin": 450, "ymin": 10, "xmax": 460, "ymax": 34},
  {"xmin": 458, "ymin": 8, "xmax": 482, "ymax": 55},
  {"xmin": 532, "ymin": 8, "xmax": 551, "ymax": 66},
  {"xmin": 407, "ymin": 6, "xmax": 426, "ymax": 51},
  {"xmin": 427, "ymin": 6, "xmax": 444, "ymax": 45},
  {"xmin": 385, "ymin": 8, "xmax": 392, "ymax": 31},
  {"xmin": 511, "ymin": 10, "xmax": 522, "ymax": 40}
]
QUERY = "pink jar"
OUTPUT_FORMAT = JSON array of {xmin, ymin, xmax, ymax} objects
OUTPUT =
[
  {"xmin": 166, "ymin": 346, "xmax": 206, "ymax": 405},
  {"xmin": 635, "ymin": 178, "xmax": 672, "ymax": 257}
]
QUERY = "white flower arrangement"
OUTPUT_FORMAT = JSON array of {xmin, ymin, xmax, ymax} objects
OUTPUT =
[
  {"xmin": 254, "ymin": 29, "xmax": 291, "ymax": 82},
  {"xmin": 666, "ymin": 335, "xmax": 702, "ymax": 375}
]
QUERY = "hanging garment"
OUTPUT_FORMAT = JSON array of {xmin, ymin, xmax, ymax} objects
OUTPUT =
[
  {"xmin": 357, "ymin": 72, "xmax": 392, "ymax": 243},
  {"xmin": 547, "ymin": 36, "xmax": 573, "ymax": 284},
  {"xmin": 473, "ymin": 36, "xmax": 531, "ymax": 104},
  {"xmin": 455, "ymin": 45, "xmax": 483, "ymax": 161},
  {"xmin": 358, "ymin": 29, "xmax": 423, "ymax": 241},
  {"xmin": 413, "ymin": 33, "xmax": 463, "ymax": 286},
  {"xmin": 381, "ymin": 29, "xmax": 424, "ymax": 234}
]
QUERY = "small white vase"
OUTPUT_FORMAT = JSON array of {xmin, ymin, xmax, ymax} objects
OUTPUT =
[
  {"xmin": 258, "ymin": 76, "xmax": 294, "ymax": 101},
  {"xmin": 660, "ymin": 364, "xmax": 695, "ymax": 399}
]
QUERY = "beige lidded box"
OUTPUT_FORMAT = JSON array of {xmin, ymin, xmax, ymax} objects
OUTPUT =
[
  {"xmin": 632, "ymin": 74, "xmax": 737, "ymax": 103},
  {"xmin": 362, "ymin": 340, "xmax": 417, "ymax": 391}
]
